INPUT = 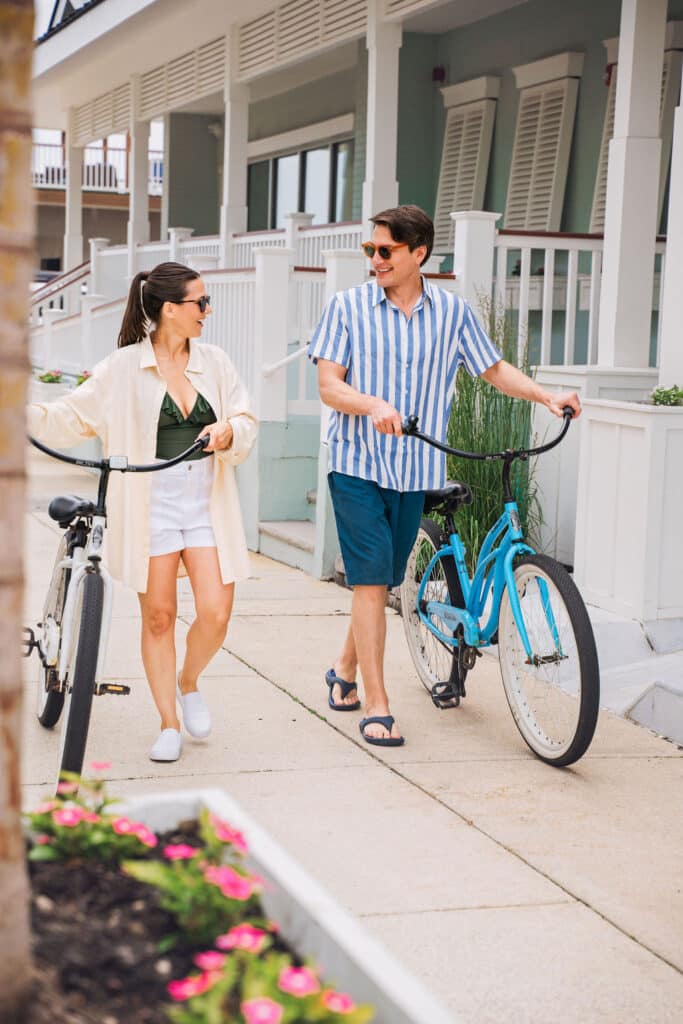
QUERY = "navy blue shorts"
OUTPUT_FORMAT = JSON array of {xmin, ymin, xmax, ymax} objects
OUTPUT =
[{"xmin": 328, "ymin": 472, "xmax": 425, "ymax": 589}]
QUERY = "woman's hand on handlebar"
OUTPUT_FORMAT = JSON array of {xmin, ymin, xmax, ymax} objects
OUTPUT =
[
  {"xmin": 546, "ymin": 391, "xmax": 581, "ymax": 419},
  {"xmin": 197, "ymin": 420, "xmax": 233, "ymax": 452}
]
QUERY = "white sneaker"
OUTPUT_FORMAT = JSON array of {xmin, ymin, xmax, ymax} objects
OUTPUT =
[
  {"xmin": 177, "ymin": 676, "xmax": 212, "ymax": 739},
  {"xmin": 149, "ymin": 728, "xmax": 183, "ymax": 762}
]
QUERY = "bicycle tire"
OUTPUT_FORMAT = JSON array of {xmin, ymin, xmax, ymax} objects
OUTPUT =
[
  {"xmin": 36, "ymin": 537, "xmax": 69, "ymax": 728},
  {"xmin": 400, "ymin": 518, "xmax": 464, "ymax": 694},
  {"xmin": 498, "ymin": 553, "xmax": 599, "ymax": 766},
  {"xmin": 58, "ymin": 570, "xmax": 104, "ymax": 781}
]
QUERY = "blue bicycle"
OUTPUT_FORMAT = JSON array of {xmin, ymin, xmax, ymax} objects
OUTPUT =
[{"xmin": 400, "ymin": 409, "xmax": 599, "ymax": 767}]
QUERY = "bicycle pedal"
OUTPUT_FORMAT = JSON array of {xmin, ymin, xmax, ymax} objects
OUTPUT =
[
  {"xmin": 95, "ymin": 682, "xmax": 131, "ymax": 696},
  {"xmin": 430, "ymin": 683, "xmax": 460, "ymax": 709},
  {"xmin": 22, "ymin": 627, "xmax": 38, "ymax": 658}
]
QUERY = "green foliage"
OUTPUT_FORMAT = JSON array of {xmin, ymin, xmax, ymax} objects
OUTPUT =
[
  {"xmin": 444, "ymin": 296, "xmax": 542, "ymax": 573},
  {"xmin": 37, "ymin": 369, "xmax": 63, "ymax": 383},
  {"xmin": 25, "ymin": 769, "xmax": 156, "ymax": 863},
  {"xmin": 651, "ymin": 384, "xmax": 683, "ymax": 406},
  {"xmin": 76, "ymin": 370, "xmax": 91, "ymax": 386}
]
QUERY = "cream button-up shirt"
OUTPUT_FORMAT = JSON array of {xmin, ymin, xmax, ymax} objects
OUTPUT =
[{"xmin": 28, "ymin": 337, "xmax": 258, "ymax": 594}]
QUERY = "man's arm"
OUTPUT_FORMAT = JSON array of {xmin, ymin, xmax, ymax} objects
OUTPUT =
[
  {"xmin": 481, "ymin": 360, "xmax": 581, "ymax": 418},
  {"xmin": 318, "ymin": 359, "xmax": 403, "ymax": 434}
]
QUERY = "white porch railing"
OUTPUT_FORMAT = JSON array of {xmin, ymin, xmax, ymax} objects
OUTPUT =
[
  {"xmin": 30, "ymin": 261, "xmax": 91, "ymax": 323},
  {"xmin": 297, "ymin": 222, "xmax": 363, "ymax": 267},
  {"xmin": 231, "ymin": 230, "xmax": 287, "ymax": 268},
  {"xmin": 32, "ymin": 143, "xmax": 163, "ymax": 195},
  {"xmin": 492, "ymin": 230, "xmax": 666, "ymax": 366},
  {"xmin": 200, "ymin": 268, "xmax": 257, "ymax": 390}
]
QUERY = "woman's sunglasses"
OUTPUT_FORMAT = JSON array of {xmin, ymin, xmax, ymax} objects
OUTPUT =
[
  {"xmin": 361, "ymin": 242, "xmax": 408, "ymax": 260},
  {"xmin": 179, "ymin": 295, "xmax": 211, "ymax": 313}
]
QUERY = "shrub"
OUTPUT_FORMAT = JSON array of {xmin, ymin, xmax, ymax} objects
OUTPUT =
[
  {"xmin": 37, "ymin": 369, "xmax": 63, "ymax": 383},
  {"xmin": 651, "ymin": 384, "xmax": 683, "ymax": 406}
]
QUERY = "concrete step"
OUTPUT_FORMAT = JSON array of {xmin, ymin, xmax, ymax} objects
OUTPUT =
[{"xmin": 259, "ymin": 520, "xmax": 315, "ymax": 575}]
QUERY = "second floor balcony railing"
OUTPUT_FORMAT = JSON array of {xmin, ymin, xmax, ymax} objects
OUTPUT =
[{"xmin": 32, "ymin": 143, "xmax": 163, "ymax": 196}]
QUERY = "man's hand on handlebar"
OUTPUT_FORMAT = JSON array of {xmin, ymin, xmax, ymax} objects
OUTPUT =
[
  {"xmin": 369, "ymin": 399, "xmax": 404, "ymax": 435},
  {"xmin": 546, "ymin": 391, "xmax": 581, "ymax": 419}
]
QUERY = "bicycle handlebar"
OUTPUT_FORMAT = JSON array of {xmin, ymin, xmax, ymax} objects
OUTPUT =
[
  {"xmin": 401, "ymin": 406, "xmax": 574, "ymax": 461},
  {"xmin": 28, "ymin": 434, "xmax": 210, "ymax": 472}
]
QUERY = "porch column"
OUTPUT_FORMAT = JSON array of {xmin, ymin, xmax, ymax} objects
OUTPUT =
[
  {"xmin": 451, "ymin": 211, "xmax": 501, "ymax": 315},
  {"xmin": 597, "ymin": 0, "xmax": 667, "ymax": 367},
  {"xmin": 312, "ymin": 249, "xmax": 366, "ymax": 579},
  {"xmin": 362, "ymin": 0, "xmax": 401, "ymax": 224},
  {"xmin": 63, "ymin": 113, "xmax": 83, "ymax": 272},
  {"xmin": 659, "ymin": 59, "xmax": 683, "ymax": 384},
  {"xmin": 220, "ymin": 35, "xmax": 249, "ymax": 268},
  {"xmin": 127, "ymin": 81, "xmax": 150, "ymax": 279}
]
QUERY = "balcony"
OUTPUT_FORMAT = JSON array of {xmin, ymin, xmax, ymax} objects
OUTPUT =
[{"xmin": 32, "ymin": 143, "xmax": 163, "ymax": 196}]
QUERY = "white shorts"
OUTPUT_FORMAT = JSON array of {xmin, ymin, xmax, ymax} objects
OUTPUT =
[{"xmin": 149, "ymin": 457, "xmax": 216, "ymax": 557}]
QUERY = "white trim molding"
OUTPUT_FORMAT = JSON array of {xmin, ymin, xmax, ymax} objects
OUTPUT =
[
  {"xmin": 512, "ymin": 51, "xmax": 584, "ymax": 90},
  {"xmin": 247, "ymin": 114, "xmax": 355, "ymax": 161}
]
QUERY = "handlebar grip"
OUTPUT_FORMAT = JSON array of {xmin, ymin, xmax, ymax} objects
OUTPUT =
[
  {"xmin": 198, "ymin": 434, "xmax": 210, "ymax": 448},
  {"xmin": 562, "ymin": 405, "xmax": 575, "ymax": 419},
  {"xmin": 402, "ymin": 414, "xmax": 419, "ymax": 435}
]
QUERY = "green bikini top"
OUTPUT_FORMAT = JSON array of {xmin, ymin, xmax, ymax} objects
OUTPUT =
[{"xmin": 156, "ymin": 391, "xmax": 216, "ymax": 461}]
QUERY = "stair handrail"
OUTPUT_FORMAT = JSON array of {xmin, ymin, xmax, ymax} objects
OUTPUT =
[
  {"xmin": 262, "ymin": 337, "xmax": 312, "ymax": 378},
  {"xmin": 30, "ymin": 260, "xmax": 91, "ymax": 307}
]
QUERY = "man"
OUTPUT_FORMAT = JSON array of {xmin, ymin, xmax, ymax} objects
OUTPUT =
[{"xmin": 309, "ymin": 205, "xmax": 580, "ymax": 747}]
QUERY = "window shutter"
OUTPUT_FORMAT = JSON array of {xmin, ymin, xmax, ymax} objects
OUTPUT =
[
  {"xmin": 433, "ymin": 99, "xmax": 496, "ymax": 250},
  {"xmin": 505, "ymin": 77, "xmax": 579, "ymax": 231},
  {"xmin": 590, "ymin": 49, "xmax": 681, "ymax": 231}
]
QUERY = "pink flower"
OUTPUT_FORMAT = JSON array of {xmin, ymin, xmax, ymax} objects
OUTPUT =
[
  {"xmin": 89, "ymin": 760, "xmax": 111, "ymax": 771},
  {"xmin": 167, "ymin": 971, "xmax": 219, "ymax": 1001},
  {"xmin": 215, "ymin": 923, "xmax": 267, "ymax": 954},
  {"xmin": 203, "ymin": 864, "xmax": 258, "ymax": 901},
  {"xmin": 163, "ymin": 843, "xmax": 198, "ymax": 860},
  {"xmin": 240, "ymin": 997, "xmax": 284, "ymax": 1024},
  {"xmin": 56, "ymin": 781, "xmax": 79, "ymax": 794},
  {"xmin": 131, "ymin": 824, "xmax": 158, "ymax": 848},
  {"xmin": 277, "ymin": 966, "xmax": 320, "ymax": 998},
  {"xmin": 32, "ymin": 800, "xmax": 57, "ymax": 814},
  {"xmin": 52, "ymin": 807, "xmax": 87, "ymax": 827},
  {"xmin": 210, "ymin": 815, "xmax": 248, "ymax": 854},
  {"xmin": 82, "ymin": 812, "xmax": 100, "ymax": 823},
  {"xmin": 321, "ymin": 990, "xmax": 356, "ymax": 1014},
  {"xmin": 35, "ymin": 835, "xmax": 52, "ymax": 845},
  {"xmin": 112, "ymin": 817, "xmax": 134, "ymax": 834},
  {"xmin": 193, "ymin": 950, "xmax": 226, "ymax": 971}
]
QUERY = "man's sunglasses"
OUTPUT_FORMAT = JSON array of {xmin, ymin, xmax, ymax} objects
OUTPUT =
[
  {"xmin": 179, "ymin": 295, "xmax": 211, "ymax": 313},
  {"xmin": 361, "ymin": 242, "xmax": 408, "ymax": 260}
]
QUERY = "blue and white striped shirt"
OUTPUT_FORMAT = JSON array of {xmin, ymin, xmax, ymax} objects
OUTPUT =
[{"xmin": 309, "ymin": 277, "xmax": 502, "ymax": 491}]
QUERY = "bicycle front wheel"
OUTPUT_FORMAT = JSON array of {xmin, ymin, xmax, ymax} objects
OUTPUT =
[
  {"xmin": 58, "ymin": 570, "xmax": 104, "ymax": 782},
  {"xmin": 400, "ymin": 518, "xmax": 463, "ymax": 694},
  {"xmin": 36, "ymin": 536, "xmax": 69, "ymax": 728},
  {"xmin": 498, "ymin": 554, "xmax": 599, "ymax": 766}
]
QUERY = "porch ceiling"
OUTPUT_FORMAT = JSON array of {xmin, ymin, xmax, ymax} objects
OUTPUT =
[{"xmin": 401, "ymin": 0, "xmax": 530, "ymax": 33}]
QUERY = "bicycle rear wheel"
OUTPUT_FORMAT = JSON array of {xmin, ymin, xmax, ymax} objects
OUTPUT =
[
  {"xmin": 36, "ymin": 536, "xmax": 69, "ymax": 728},
  {"xmin": 58, "ymin": 570, "xmax": 104, "ymax": 782},
  {"xmin": 498, "ymin": 553, "xmax": 599, "ymax": 766},
  {"xmin": 400, "ymin": 518, "xmax": 463, "ymax": 694}
]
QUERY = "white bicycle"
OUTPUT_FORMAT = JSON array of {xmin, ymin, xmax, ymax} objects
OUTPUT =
[{"xmin": 23, "ymin": 435, "xmax": 209, "ymax": 790}]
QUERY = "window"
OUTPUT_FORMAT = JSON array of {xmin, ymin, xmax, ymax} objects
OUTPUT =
[{"xmin": 247, "ymin": 139, "xmax": 355, "ymax": 229}]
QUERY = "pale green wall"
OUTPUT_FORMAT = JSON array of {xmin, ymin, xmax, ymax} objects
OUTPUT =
[
  {"xmin": 397, "ymin": 33, "xmax": 439, "ymax": 214},
  {"xmin": 165, "ymin": 113, "xmax": 220, "ymax": 236},
  {"xmin": 249, "ymin": 68, "xmax": 358, "ymax": 140},
  {"xmin": 257, "ymin": 421, "xmax": 319, "ymax": 522}
]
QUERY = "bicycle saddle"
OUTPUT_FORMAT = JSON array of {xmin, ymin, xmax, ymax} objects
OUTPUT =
[
  {"xmin": 48, "ymin": 495, "xmax": 96, "ymax": 525},
  {"xmin": 423, "ymin": 480, "xmax": 472, "ymax": 514}
]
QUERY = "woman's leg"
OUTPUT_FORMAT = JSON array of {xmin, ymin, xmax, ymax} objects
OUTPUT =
[
  {"xmin": 180, "ymin": 546, "xmax": 234, "ymax": 692},
  {"xmin": 138, "ymin": 551, "xmax": 182, "ymax": 729}
]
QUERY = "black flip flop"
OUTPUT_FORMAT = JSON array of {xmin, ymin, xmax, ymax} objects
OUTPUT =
[
  {"xmin": 325, "ymin": 668, "xmax": 361, "ymax": 711},
  {"xmin": 359, "ymin": 715, "xmax": 405, "ymax": 747}
]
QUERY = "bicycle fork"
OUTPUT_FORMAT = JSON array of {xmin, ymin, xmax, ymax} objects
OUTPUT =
[{"xmin": 502, "ymin": 547, "xmax": 564, "ymax": 664}]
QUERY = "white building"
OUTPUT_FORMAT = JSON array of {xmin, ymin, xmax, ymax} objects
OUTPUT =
[{"xmin": 29, "ymin": 0, "xmax": 683, "ymax": 632}]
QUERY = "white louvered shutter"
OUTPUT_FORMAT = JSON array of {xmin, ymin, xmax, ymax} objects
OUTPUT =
[
  {"xmin": 505, "ymin": 77, "xmax": 579, "ymax": 231},
  {"xmin": 433, "ymin": 99, "xmax": 496, "ymax": 250},
  {"xmin": 74, "ymin": 85, "xmax": 131, "ymax": 146},
  {"xmin": 590, "ymin": 51, "xmax": 681, "ymax": 231}
]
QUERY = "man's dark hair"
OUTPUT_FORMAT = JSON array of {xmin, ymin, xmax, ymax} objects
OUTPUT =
[{"xmin": 370, "ymin": 204, "xmax": 434, "ymax": 266}]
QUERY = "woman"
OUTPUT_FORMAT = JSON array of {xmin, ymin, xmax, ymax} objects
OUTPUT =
[{"xmin": 28, "ymin": 262, "xmax": 258, "ymax": 762}]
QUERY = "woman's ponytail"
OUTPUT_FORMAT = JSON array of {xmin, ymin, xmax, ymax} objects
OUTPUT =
[
  {"xmin": 116, "ymin": 262, "xmax": 199, "ymax": 347},
  {"xmin": 117, "ymin": 271, "xmax": 150, "ymax": 347}
]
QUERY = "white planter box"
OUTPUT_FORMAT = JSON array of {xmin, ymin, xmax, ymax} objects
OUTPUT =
[
  {"xmin": 574, "ymin": 399, "xmax": 683, "ymax": 621},
  {"xmin": 122, "ymin": 788, "xmax": 455, "ymax": 1024},
  {"xmin": 532, "ymin": 367, "xmax": 658, "ymax": 566}
]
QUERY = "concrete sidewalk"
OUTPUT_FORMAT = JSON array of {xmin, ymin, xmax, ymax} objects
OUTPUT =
[{"xmin": 21, "ymin": 449, "xmax": 683, "ymax": 1023}]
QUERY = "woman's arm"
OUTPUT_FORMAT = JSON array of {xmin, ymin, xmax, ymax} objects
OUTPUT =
[
  {"xmin": 201, "ymin": 352, "xmax": 258, "ymax": 464},
  {"xmin": 27, "ymin": 363, "xmax": 108, "ymax": 446}
]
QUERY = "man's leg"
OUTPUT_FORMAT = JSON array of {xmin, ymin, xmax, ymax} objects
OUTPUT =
[{"xmin": 351, "ymin": 584, "xmax": 401, "ymax": 741}]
